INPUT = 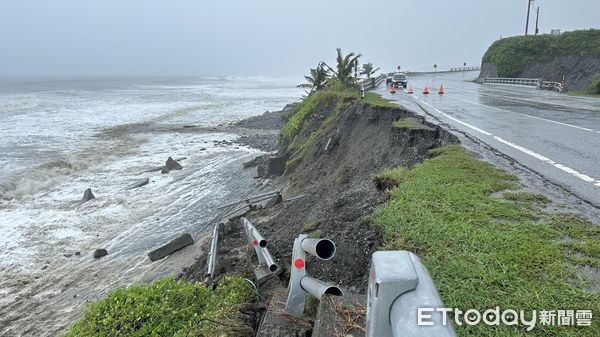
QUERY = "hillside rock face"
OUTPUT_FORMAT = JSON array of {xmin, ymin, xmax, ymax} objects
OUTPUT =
[
  {"xmin": 519, "ymin": 56, "xmax": 600, "ymax": 91},
  {"xmin": 479, "ymin": 63, "xmax": 498, "ymax": 79},
  {"xmin": 480, "ymin": 56, "xmax": 600, "ymax": 91}
]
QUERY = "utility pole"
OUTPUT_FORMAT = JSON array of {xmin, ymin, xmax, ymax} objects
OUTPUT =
[
  {"xmin": 535, "ymin": 6, "xmax": 540, "ymax": 35},
  {"xmin": 525, "ymin": 0, "xmax": 533, "ymax": 35}
]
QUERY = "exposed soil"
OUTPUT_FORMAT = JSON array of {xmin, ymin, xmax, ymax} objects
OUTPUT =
[{"xmin": 182, "ymin": 97, "xmax": 458, "ymax": 294}]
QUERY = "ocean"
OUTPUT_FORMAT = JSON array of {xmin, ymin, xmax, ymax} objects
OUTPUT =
[{"xmin": 0, "ymin": 76, "xmax": 301, "ymax": 336}]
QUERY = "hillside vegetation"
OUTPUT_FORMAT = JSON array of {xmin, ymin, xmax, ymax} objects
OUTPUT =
[{"xmin": 482, "ymin": 29, "xmax": 600, "ymax": 78}]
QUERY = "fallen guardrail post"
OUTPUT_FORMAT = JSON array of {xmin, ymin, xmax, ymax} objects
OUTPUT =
[
  {"xmin": 285, "ymin": 234, "xmax": 343, "ymax": 316},
  {"xmin": 366, "ymin": 251, "xmax": 456, "ymax": 337},
  {"xmin": 217, "ymin": 190, "xmax": 281, "ymax": 210},
  {"xmin": 205, "ymin": 223, "xmax": 220, "ymax": 281},
  {"xmin": 242, "ymin": 217, "xmax": 279, "ymax": 277}
]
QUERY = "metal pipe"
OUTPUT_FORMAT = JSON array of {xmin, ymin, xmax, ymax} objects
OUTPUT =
[
  {"xmin": 301, "ymin": 238, "xmax": 336, "ymax": 260},
  {"xmin": 221, "ymin": 204, "xmax": 248, "ymax": 220},
  {"xmin": 205, "ymin": 223, "xmax": 219, "ymax": 280},
  {"xmin": 217, "ymin": 190, "xmax": 281, "ymax": 209},
  {"xmin": 260, "ymin": 247, "xmax": 279, "ymax": 272},
  {"xmin": 242, "ymin": 217, "xmax": 277, "ymax": 271},
  {"xmin": 284, "ymin": 194, "xmax": 306, "ymax": 203},
  {"xmin": 300, "ymin": 276, "xmax": 343, "ymax": 300},
  {"xmin": 242, "ymin": 218, "xmax": 268, "ymax": 248},
  {"xmin": 251, "ymin": 228, "xmax": 267, "ymax": 248}
]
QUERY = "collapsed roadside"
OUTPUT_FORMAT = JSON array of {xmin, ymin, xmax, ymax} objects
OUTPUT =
[{"xmin": 64, "ymin": 85, "xmax": 600, "ymax": 337}]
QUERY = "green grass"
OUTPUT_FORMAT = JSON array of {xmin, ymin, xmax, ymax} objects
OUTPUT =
[
  {"xmin": 374, "ymin": 145, "xmax": 599, "ymax": 336},
  {"xmin": 392, "ymin": 118, "xmax": 419, "ymax": 130},
  {"xmin": 63, "ymin": 277, "xmax": 254, "ymax": 337},
  {"xmin": 503, "ymin": 192, "xmax": 550, "ymax": 204},
  {"xmin": 586, "ymin": 73, "xmax": 600, "ymax": 95},
  {"xmin": 280, "ymin": 84, "xmax": 396, "ymax": 146},
  {"xmin": 364, "ymin": 92, "xmax": 397, "ymax": 108},
  {"xmin": 482, "ymin": 29, "xmax": 600, "ymax": 77},
  {"xmin": 570, "ymin": 74, "xmax": 600, "ymax": 97},
  {"xmin": 308, "ymin": 230, "xmax": 322, "ymax": 239},
  {"xmin": 303, "ymin": 221, "xmax": 320, "ymax": 232},
  {"xmin": 280, "ymin": 90, "xmax": 338, "ymax": 143}
]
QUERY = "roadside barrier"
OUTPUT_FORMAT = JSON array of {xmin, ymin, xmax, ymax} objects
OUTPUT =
[
  {"xmin": 205, "ymin": 223, "xmax": 220, "ymax": 281},
  {"xmin": 360, "ymin": 74, "xmax": 386, "ymax": 91},
  {"xmin": 366, "ymin": 251, "xmax": 456, "ymax": 337},
  {"xmin": 478, "ymin": 77, "xmax": 563, "ymax": 92},
  {"xmin": 218, "ymin": 190, "xmax": 281, "ymax": 210},
  {"xmin": 242, "ymin": 217, "xmax": 279, "ymax": 272},
  {"xmin": 285, "ymin": 234, "xmax": 343, "ymax": 316},
  {"xmin": 449, "ymin": 66, "xmax": 480, "ymax": 72}
]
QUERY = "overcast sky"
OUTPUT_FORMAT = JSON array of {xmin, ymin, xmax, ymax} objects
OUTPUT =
[{"xmin": 0, "ymin": 0, "xmax": 598, "ymax": 77}]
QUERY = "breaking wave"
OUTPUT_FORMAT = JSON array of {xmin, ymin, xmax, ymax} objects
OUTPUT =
[{"xmin": 0, "ymin": 159, "xmax": 87, "ymax": 200}]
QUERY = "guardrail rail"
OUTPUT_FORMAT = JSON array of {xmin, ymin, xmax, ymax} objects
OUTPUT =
[{"xmin": 478, "ymin": 77, "xmax": 563, "ymax": 92}]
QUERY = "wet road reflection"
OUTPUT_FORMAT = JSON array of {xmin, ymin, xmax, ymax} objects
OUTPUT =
[{"xmin": 378, "ymin": 71, "xmax": 600, "ymax": 206}]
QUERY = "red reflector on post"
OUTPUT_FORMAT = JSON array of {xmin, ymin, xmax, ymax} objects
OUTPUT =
[
  {"xmin": 253, "ymin": 240, "xmax": 259, "ymax": 247},
  {"xmin": 294, "ymin": 258, "xmax": 305, "ymax": 269}
]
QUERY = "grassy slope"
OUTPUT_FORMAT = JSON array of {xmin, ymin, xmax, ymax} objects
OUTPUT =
[
  {"xmin": 482, "ymin": 29, "xmax": 600, "ymax": 78},
  {"xmin": 63, "ymin": 277, "xmax": 254, "ymax": 337},
  {"xmin": 281, "ymin": 85, "xmax": 396, "ymax": 172},
  {"xmin": 281, "ymin": 85, "xmax": 395, "ymax": 143},
  {"xmin": 375, "ymin": 145, "xmax": 599, "ymax": 336}
]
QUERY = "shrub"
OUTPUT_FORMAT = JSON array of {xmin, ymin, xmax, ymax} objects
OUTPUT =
[
  {"xmin": 482, "ymin": 29, "xmax": 600, "ymax": 77},
  {"xmin": 587, "ymin": 73, "xmax": 600, "ymax": 94},
  {"xmin": 63, "ymin": 277, "xmax": 254, "ymax": 337}
]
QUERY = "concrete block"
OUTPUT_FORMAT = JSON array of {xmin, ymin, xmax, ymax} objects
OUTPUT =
[
  {"xmin": 313, "ymin": 294, "xmax": 366, "ymax": 337},
  {"xmin": 148, "ymin": 233, "xmax": 194, "ymax": 262},
  {"xmin": 267, "ymin": 155, "xmax": 287, "ymax": 176},
  {"xmin": 257, "ymin": 288, "xmax": 312, "ymax": 337}
]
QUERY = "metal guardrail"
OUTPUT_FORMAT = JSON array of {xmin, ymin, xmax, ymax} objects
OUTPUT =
[
  {"xmin": 540, "ymin": 80, "xmax": 563, "ymax": 92},
  {"xmin": 360, "ymin": 74, "xmax": 386, "ymax": 91},
  {"xmin": 478, "ymin": 77, "xmax": 563, "ymax": 92},
  {"xmin": 449, "ymin": 66, "xmax": 481, "ymax": 72},
  {"xmin": 366, "ymin": 251, "xmax": 456, "ymax": 337},
  {"xmin": 481, "ymin": 77, "xmax": 541, "ymax": 87},
  {"xmin": 218, "ymin": 190, "xmax": 281, "ymax": 210},
  {"xmin": 285, "ymin": 234, "xmax": 342, "ymax": 316},
  {"xmin": 205, "ymin": 223, "xmax": 220, "ymax": 281},
  {"xmin": 242, "ymin": 217, "xmax": 279, "ymax": 272}
]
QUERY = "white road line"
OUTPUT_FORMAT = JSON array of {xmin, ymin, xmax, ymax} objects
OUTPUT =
[
  {"xmin": 493, "ymin": 136, "xmax": 600, "ymax": 186},
  {"xmin": 479, "ymin": 92, "xmax": 600, "ymax": 112},
  {"xmin": 446, "ymin": 95, "xmax": 599, "ymax": 133},
  {"xmin": 408, "ymin": 94, "xmax": 600, "ymax": 188},
  {"xmin": 414, "ymin": 95, "xmax": 491, "ymax": 135}
]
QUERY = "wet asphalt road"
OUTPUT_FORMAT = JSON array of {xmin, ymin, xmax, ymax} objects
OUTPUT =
[{"xmin": 377, "ymin": 71, "xmax": 600, "ymax": 207}]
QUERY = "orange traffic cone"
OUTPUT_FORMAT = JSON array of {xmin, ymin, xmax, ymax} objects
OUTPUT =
[
  {"xmin": 390, "ymin": 84, "xmax": 396, "ymax": 94},
  {"xmin": 438, "ymin": 84, "xmax": 445, "ymax": 95},
  {"xmin": 408, "ymin": 86, "xmax": 413, "ymax": 94},
  {"xmin": 423, "ymin": 85, "xmax": 429, "ymax": 95}
]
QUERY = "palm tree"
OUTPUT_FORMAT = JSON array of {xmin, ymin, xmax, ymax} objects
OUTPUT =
[
  {"xmin": 322, "ymin": 48, "xmax": 362, "ymax": 85},
  {"xmin": 297, "ymin": 62, "xmax": 330, "ymax": 92},
  {"xmin": 360, "ymin": 62, "xmax": 380, "ymax": 79}
]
